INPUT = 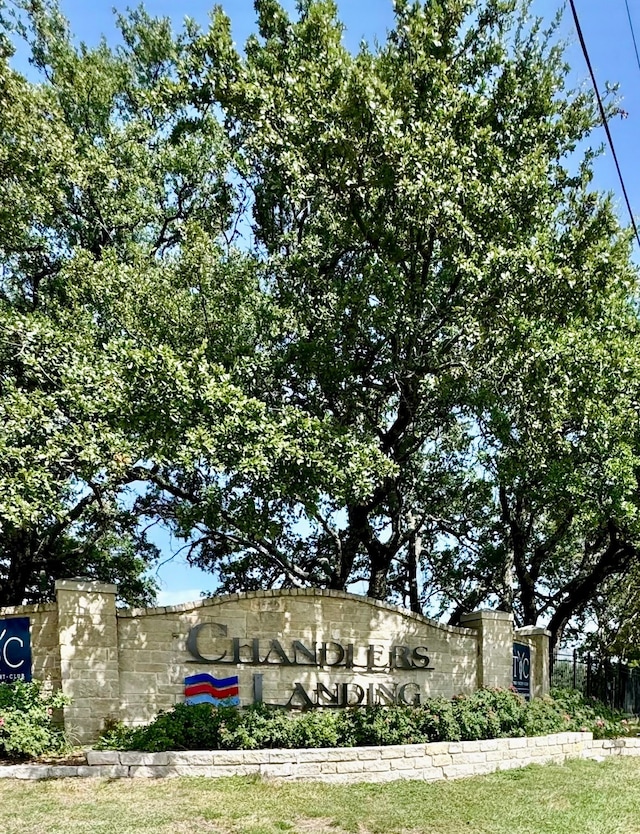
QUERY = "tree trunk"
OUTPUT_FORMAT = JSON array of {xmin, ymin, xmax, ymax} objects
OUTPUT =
[
  {"xmin": 547, "ymin": 533, "xmax": 635, "ymax": 652},
  {"xmin": 1, "ymin": 528, "xmax": 35, "ymax": 607},
  {"xmin": 367, "ymin": 562, "xmax": 388, "ymax": 600},
  {"xmin": 407, "ymin": 528, "xmax": 421, "ymax": 613}
]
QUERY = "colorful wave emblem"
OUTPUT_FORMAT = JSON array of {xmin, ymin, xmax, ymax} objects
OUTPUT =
[{"xmin": 184, "ymin": 673, "xmax": 240, "ymax": 706}]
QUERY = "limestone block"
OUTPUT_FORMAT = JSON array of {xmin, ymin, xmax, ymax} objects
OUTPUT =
[
  {"xmin": 497, "ymin": 758, "xmax": 521, "ymax": 771},
  {"xmin": 431, "ymin": 754, "xmax": 453, "ymax": 767},
  {"xmin": 472, "ymin": 761, "xmax": 498, "ymax": 776},
  {"xmin": 480, "ymin": 740, "xmax": 499, "ymax": 752},
  {"xmin": 79, "ymin": 766, "xmax": 129, "ymax": 779},
  {"xmin": 355, "ymin": 748, "xmax": 382, "ymax": 762},
  {"xmin": 364, "ymin": 760, "xmax": 391, "ymax": 772},
  {"xmin": 602, "ymin": 738, "xmax": 624, "ymax": 750},
  {"xmin": 209, "ymin": 751, "xmax": 255, "ymax": 766},
  {"xmin": 86, "ymin": 751, "xmax": 121, "ymax": 766},
  {"xmin": 310, "ymin": 748, "xmax": 356, "ymax": 762},
  {"xmin": 443, "ymin": 763, "xmax": 476, "ymax": 780},
  {"xmin": 508, "ymin": 738, "xmax": 527, "ymax": 749},
  {"xmin": 425, "ymin": 742, "xmax": 450, "ymax": 755},
  {"xmin": 379, "ymin": 745, "xmax": 408, "ymax": 759},
  {"xmin": 390, "ymin": 757, "xmax": 420, "ymax": 770},
  {"xmin": 180, "ymin": 765, "xmax": 259, "ymax": 777},
  {"xmin": 293, "ymin": 763, "xmax": 323, "ymax": 778},
  {"xmin": 120, "ymin": 752, "xmax": 170, "ymax": 766},
  {"xmin": 268, "ymin": 750, "xmax": 299, "ymax": 764},
  {"xmin": 0, "ymin": 765, "xmax": 51, "ymax": 780},
  {"xmin": 233, "ymin": 750, "xmax": 266, "ymax": 765},
  {"xmin": 129, "ymin": 766, "xmax": 178, "ymax": 778},
  {"xmin": 403, "ymin": 743, "xmax": 427, "ymax": 757},
  {"xmin": 166, "ymin": 751, "xmax": 214, "ymax": 765},
  {"xmin": 463, "ymin": 752, "xmax": 487, "ymax": 765},
  {"xmin": 296, "ymin": 749, "xmax": 327, "ymax": 763},
  {"xmin": 335, "ymin": 760, "xmax": 365, "ymax": 773},
  {"xmin": 260, "ymin": 763, "xmax": 293, "ymax": 778}
]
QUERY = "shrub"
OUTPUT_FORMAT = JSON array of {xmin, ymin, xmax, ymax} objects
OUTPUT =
[
  {"xmin": 412, "ymin": 697, "xmax": 461, "ymax": 742},
  {"xmin": 452, "ymin": 688, "xmax": 527, "ymax": 740},
  {"xmin": 128, "ymin": 703, "xmax": 237, "ymax": 752},
  {"xmin": 96, "ymin": 719, "xmax": 136, "ymax": 751},
  {"xmin": 0, "ymin": 680, "xmax": 69, "ymax": 760},
  {"xmin": 521, "ymin": 695, "xmax": 568, "ymax": 737},
  {"xmin": 96, "ymin": 687, "xmax": 630, "ymax": 753},
  {"xmin": 548, "ymin": 688, "xmax": 629, "ymax": 739},
  {"xmin": 335, "ymin": 705, "xmax": 427, "ymax": 747}
]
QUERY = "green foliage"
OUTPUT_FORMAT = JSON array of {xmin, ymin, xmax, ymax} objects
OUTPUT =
[
  {"xmin": 1, "ymin": 0, "xmax": 640, "ymax": 655},
  {"xmin": 0, "ymin": 679, "xmax": 69, "ymax": 759},
  {"xmin": 96, "ymin": 687, "xmax": 628, "ymax": 752},
  {"xmin": 452, "ymin": 688, "xmax": 526, "ymax": 740},
  {"xmin": 194, "ymin": 0, "xmax": 640, "ymax": 619},
  {"xmin": 570, "ymin": 570, "xmax": 640, "ymax": 664},
  {"xmin": 546, "ymin": 688, "xmax": 630, "ymax": 740},
  {"xmin": 335, "ymin": 703, "xmax": 433, "ymax": 747}
]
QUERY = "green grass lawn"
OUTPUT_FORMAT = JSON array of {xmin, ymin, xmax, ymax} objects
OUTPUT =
[{"xmin": 1, "ymin": 758, "xmax": 639, "ymax": 834}]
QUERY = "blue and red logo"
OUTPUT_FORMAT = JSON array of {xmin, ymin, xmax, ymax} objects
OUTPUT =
[{"xmin": 184, "ymin": 673, "xmax": 240, "ymax": 706}]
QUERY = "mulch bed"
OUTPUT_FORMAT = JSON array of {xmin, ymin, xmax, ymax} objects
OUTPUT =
[{"xmin": 0, "ymin": 751, "xmax": 88, "ymax": 767}]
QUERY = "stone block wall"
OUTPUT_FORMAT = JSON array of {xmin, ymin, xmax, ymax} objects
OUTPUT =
[
  {"xmin": 55, "ymin": 580, "xmax": 121, "ymax": 742},
  {"xmin": 116, "ymin": 590, "xmax": 480, "ymax": 727},
  {"xmin": 2, "ymin": 732, "xmax": 637, "ymax": 782},
  {"xmin": 1, "ymin": 583, "xmax": 550, "ymax": 742},
  {"xmin": 460, "ymin": 610, "xmax": 514, "ymax": 689},
  {"xmin": 83, "ymin": 731, "xmax": 593, "ymax": 782}
]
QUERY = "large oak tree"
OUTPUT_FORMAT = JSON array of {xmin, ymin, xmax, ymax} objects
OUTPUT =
[{"xmin": 1, "ymin": 0, "xmax": 639, "ymax": 652}]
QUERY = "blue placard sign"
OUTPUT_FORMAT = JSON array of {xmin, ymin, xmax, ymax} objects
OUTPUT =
[
  {"xmin": 0, "ymin": 617, "xmax": 32, "ymax": 683},
  {"xmin": 512, "ymin": 642, "xmax": 530, "ymax": 700}
]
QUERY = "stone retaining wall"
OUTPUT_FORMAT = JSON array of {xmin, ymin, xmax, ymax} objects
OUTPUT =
[{"xmin": 2, "ymin": 732, "xmax": 638, "ymax": 782}]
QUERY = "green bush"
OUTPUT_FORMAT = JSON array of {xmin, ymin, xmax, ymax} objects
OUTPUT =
[
  {"xmin": 96, "ymin": 687, "xmax": 630, "ymax": 753},
  {"xmin": 549, "ymin": 688, "xmax": 629, "ymax": 739},
  {"xmin": 452, "ymin": 688, "xmax": 527, "ymax": 740},
  {"xmin": 334, "ymin": 704, "xmax": 424, "ymax": 747},
  {"xmin": 412, "ymin": 697, "xmax": 461, "ymax": 742},
  {"xmin": 0, "ymin": 680, "xmax": 69, "ymax": 760}
]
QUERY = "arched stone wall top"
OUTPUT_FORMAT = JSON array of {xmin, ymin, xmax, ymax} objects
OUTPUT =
[
  {"xmin": 0, "ymin": 601, "xmax": 58, "ymax": 616},
  {"xmin": 117, "ymin": 588, "xmax": 476, "ymax": 637}
]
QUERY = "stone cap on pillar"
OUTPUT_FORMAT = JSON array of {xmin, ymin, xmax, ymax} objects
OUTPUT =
[
  {"xmin": 460, "ymin": 609, "xmax": 514, "ymax": 626},
  {"xmin": 514, "ymin": 625, "xmax": 552, "ymax": 637},
  {"xmin": 54, "ymin": 579, "xmax": 117, "ymax": 594}
]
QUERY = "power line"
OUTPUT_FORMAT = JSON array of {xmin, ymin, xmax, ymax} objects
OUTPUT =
[
  {"xmin": 568, "ymin": 0, "xmax": 640, "ymax": 250},
  {"xmin": 624, "ymin": 0, "xmax": 640, "ymax": 75}
]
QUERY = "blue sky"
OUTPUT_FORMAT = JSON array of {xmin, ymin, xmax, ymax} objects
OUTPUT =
[{"xmin": 20, "ymin": 0, "xmax": 640, "ymax": 605}]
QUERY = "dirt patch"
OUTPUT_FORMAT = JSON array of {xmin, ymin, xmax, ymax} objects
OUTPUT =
[{"xmin": 0, "ymin": 751, "xmax": 88, "ymax": 767}]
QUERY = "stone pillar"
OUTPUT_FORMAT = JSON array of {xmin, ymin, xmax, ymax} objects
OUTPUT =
[
  {"xmin": 514, "ymin": 625, "xmax": 551, "ymax": 698},
  {"xmin": 55, "ymin": 579, "xmax": 120, "ymax": 743},
  {"xmin": 460, "ymin": 610, "xmax": 514, "ymax": 689}
]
